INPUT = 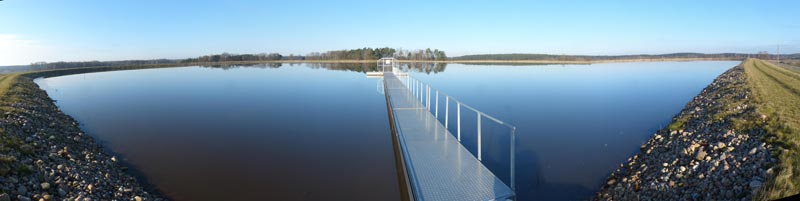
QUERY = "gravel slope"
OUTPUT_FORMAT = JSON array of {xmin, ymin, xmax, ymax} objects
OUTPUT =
[
  {"xmin": 594, "ymin": 65, "xmax": 776, "ymax": 200},
  {"xmin": 0, "ymin": 76, "xmax": 164, "ymax": 201}
]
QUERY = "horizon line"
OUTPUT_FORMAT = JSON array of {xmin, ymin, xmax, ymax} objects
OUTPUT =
[{"xmin": 3, "ymin": 51, "xmax": 798, "ymax": 67}]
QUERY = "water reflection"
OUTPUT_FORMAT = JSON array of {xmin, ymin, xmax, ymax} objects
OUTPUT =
[
  {"xmin": 198, "ymin": 63, "xmax": 283, "ymax": 69},
  {"xmin": 405, "ymin": 63, "xmax": 447, "ymax": 74},
  {"xmin": 196, "ymin": 62, "xmax": 448, "ymax": 74},
  {"xmin": 36, "ymin": 65, "xmax": 402, "ymax": 201}
]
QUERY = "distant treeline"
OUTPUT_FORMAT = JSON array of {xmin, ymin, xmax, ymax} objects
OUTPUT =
[
  {"xmin": 181, "ymin": 53, "xmax": 284, "ymax": 63},
  {"xmin": 305, "ymin": 47, "xmax": 446, "ymax": 61},
  {"xmin": 17, "ymin": 59, "xmax": 179, "ymax": 73},
  {"xmin": 182, "ymin": 47, "xmax": 446, "ymax": 63},
  {"xmin": 451, "ymin": 53, "xmax": 800, "ymax": 61}
]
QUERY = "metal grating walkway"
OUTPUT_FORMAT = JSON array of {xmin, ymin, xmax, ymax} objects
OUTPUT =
[{"xmin": 383, "ymin": 72, "xmax": 515, "ymax": 201}]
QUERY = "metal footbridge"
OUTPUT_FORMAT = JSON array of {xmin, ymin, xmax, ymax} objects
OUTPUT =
[{"xmin": 376, "ymin": 58, "xmax": 516, "ymax": 201}]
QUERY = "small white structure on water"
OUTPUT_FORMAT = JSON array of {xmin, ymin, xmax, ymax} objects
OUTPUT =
[
  {"xmin": 378, "ymin": 57, "xmax": 398, "ymax": 68},
  {"xmin": 367, "ymin": 57, "xmax": 399, "ymax": 77}
]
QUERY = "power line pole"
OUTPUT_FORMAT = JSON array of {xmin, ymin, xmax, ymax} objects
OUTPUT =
[{"xmin": 777, "ymin": 45, "xmax": 780, "ymax": 62}]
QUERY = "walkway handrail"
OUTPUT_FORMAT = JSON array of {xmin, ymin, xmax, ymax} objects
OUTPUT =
[{"xmin": 393, "ymin": 65, "xmax": 517, "ymax": 192}]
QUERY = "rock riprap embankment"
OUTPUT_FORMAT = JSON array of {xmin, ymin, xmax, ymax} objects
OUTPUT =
[
  {"xmin": 0, "ymin": 76, "xmax": 163, "ymax": 200},
  {"xmin": 594, "ymin": 66, "xmax": 776, "ymax": 200}
]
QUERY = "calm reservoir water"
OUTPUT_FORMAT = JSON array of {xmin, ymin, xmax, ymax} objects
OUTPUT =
[
  {"xmin": 36, "ymin": 64, "xmax": 401, "ymax": 201},
  {"xmin": 36, "ymin": 61, "xmax": 736, "ymax": 200}
]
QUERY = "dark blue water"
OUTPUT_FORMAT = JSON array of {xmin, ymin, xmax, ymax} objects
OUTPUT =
[
  {"xmin": 410, "ymin": 61, "xmax": 736, "ymax": 200},
  {"xmin": 36, "ymin": 65, "xmax": 401, "ymax": 201},
  {"xmin": 36, "ymin": 61, "xmax": 736, "ymax": 200}
]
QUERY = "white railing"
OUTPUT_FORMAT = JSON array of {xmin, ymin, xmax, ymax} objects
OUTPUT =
[{"xmin": 393, "ymin": 65, "xmax": 517, "ymax": 191}]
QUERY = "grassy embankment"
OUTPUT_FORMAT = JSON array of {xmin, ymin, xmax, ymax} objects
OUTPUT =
[
  {"xmin": 0, "ymin": 73, "xmax": 30, "ymax": 175},
  {"xmin": 0, "ymin": 74, "xmax": 24, "ymax": 111},
  {"xmin": 0, "ymin": 70, "xmax": 95, "ymax": 168},
  {"xmin": 743, "ymin": 59, "xmax": 800, "ymax": 199}
]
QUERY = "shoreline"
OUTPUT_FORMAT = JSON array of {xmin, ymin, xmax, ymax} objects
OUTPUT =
[
  {"xmin": 3, "ymin": 58, "xmax": 746, "ymax": 75},
  {"xmin": 594, "ymin": 61, "xmax": 778, "ymax": 200},
  {"xmin": 0, "ymin": 74, "xmax": 165, "ymax": 200}
]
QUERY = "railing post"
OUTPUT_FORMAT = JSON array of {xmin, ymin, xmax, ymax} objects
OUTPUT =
[
  {"xmin": 445, "ymin": 96, "xmax": 449, "ymax": 129},
  {"xmin": 417, "ymin": 80, "xmax": 421, "ymax": 102},
  {"xmin": 413, "ymin": 79, "xmax": 416, "ymax": 99},
  {"xmin": 511, "ymin": 127, "xmax": 516, "ymax": 191},
  {"xmin": 410, "ymin": 78, "xmax": 414, "ymax": 96},
  {"xmin": 419, "ymin": 81, "xmax": 422, "ymax": 103},
  {"xmin": 457, "ymin": 103, "xmax": 461, "ymax": 141},
  {"xmin": 423, "ymin": 84, "xmax": 426, "ymax": 107},
  {"xmin": 435, "ymin": 91, "xmax": 439, "ymax": 118},
  {"xmin": 426, "ymin": 86, "xmax": 430, "ymax": 110},
  {"xmin": 422, "ymin": 83, "xmax": 426, "ymax": 104},
  {"xmin": 414, "ymin": 79, "xmax": 418, "ymax": 100},
  {"xmin": 477, "ymin": 113, "xmax": 482, "ymax": 161}
]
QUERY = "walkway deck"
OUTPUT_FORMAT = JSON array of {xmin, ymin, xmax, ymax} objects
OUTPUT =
[{"xmin": 383, "ymin": 72, "xmax": 514, "ymax": 201}]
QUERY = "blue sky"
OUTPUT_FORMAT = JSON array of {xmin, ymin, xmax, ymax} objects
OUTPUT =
[{"xmin": 1, "ymin": 0, "xmax": 798, "ymax": 65}]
